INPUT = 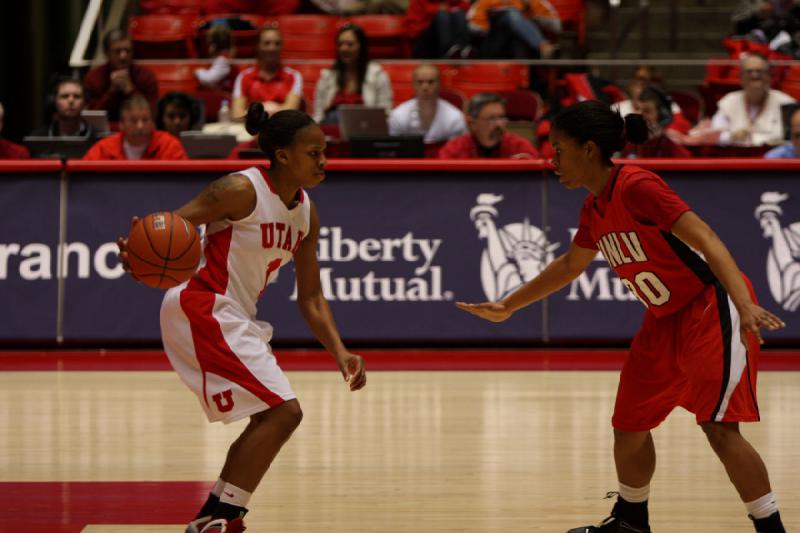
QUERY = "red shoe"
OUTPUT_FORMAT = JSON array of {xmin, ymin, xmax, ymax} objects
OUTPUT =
[{"xmin": 199, "ymin": 518, "xmax": 246, "ymax": 532}]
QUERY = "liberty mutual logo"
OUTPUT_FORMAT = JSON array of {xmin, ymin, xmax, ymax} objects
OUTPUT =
[
  {"xmin": 755, "ymin": 192, "xmax": 800, "ymax": 311},
  {"xmin": 470, "ymin": 193, "xmax": 559, "ymax": 301}
]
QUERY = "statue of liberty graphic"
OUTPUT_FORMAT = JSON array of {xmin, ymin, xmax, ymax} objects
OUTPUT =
[
  {"xmin": 470, "ymin": 193, "xmax": 560, "ymax": 301},
  {"xmin": 755, "ymin": 192, "xmax": 800, "ymax": 311}
]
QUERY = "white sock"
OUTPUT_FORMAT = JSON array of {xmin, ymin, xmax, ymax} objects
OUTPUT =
[
  {"xmin": 619, "ymin": 482, "xmax": 650, "ymax": 503},
  {"xmin": 746, "ymin": 492, "xmax": 779, "ymax": 520},
  {"xmin": 211, "ymin": 478, "xmax": 225, "ymax": 498},
  {"xmin": 220, "ymin": 482, "xmax": 252, "ymax": 508}
]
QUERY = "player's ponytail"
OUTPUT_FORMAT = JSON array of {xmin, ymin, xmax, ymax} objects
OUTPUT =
[
  {"xmin": 246, "ymin": 103, "xmax": 315, "ymax": 164},
  {"xmin": 623, "ymin": 113, "xmax": 649, "ymax": 145},
  {"xmin": 552, "ymin": 100, "xmax": 630, "ymax": 166},
  {"xmin": 245, "ymin": 102, "xmax": 269, "ymax": 136}
]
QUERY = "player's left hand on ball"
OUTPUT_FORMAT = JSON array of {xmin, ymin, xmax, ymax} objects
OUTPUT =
[
  {"xmin": 117, "ymin": 216, "xmax": 141, "ymax": 280},
  {"xmin": 339, "ymin": 353, "xmax": 366, "ymax": 391},
  {"xmin": 739, "ymin": 302, "xmax": 785, "ymax": 344}
]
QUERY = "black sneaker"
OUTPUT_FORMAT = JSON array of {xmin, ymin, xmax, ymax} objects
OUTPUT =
[
  {"xmin": 567, "ymin": 495, "xmax": 651, "ymax": 533},
  {"xmin": 750, "ymin": 511, "xmax": 786, "ymax": 533}
]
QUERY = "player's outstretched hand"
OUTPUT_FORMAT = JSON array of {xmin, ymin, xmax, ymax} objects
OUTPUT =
[
  {"xmin": 117, "ymin": 216, "xmax": 141, "ymax": 281},
  {"xmin": 738, "ymin": 301, "xmax": 786, "ymax": 345},
  {"xmin": 455, "ymin": 301, "xmax": 513, "ymax": 322},
  {"xmin": 339, "ymin": 353, "xmax": 366, "ymax": 391}
]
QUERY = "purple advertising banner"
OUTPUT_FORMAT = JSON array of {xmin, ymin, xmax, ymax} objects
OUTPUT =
[
  {"xmin": 62, "ymin": 166, "xmax": 545, "ymax": 342},
  {"xmin": 0, "ymin": 167, "xmax": 61, "ymax": 339},
  {"xmin": 2, "ymin": 161, "xmax": 799, "ymax": 344}
]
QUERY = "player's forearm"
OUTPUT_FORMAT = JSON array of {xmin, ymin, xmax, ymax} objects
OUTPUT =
[
  {"xmin": 502, "ymin": 253, "xmax": 583, "ymax": 313},
  {"xmin": 700, "ymin": 233, "xmax": 753, "ymax": 308},
  {"xmin": 298, "ymin": 293, "xmax": 348, "ymax": 360}
]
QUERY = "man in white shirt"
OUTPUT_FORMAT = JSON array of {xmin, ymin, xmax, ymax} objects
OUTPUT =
[
  {"xmin": 710, "ymin": 52, "xmax": 795, "ymax": 146},
  {"xmin": 388, "ymin": 63, "xmax": 467, "ymax": 143}
]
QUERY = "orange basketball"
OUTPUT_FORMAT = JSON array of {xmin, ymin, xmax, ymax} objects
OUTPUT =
[{"xmin": 126, "ymin": 212, "xmax": 202, "ymax": 289}]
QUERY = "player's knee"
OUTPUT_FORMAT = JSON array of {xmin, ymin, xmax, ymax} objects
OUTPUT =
[
  {"xmin": 281, "ymin": 400, "xmax": 304, "ymax": 430},
  {"xmin": 700, "ymin": 421, "xmax": 738, "ymax": 450}
]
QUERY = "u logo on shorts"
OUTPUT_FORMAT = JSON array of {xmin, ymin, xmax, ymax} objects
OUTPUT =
[{"xmin": 212, "ymin": 389, "xmax": 235, "ymax": 412}]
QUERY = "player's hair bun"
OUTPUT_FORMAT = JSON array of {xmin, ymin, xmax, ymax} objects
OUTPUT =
[
  {"xmin": 245, "ymin": 102, "xmax": 269, "ymax": 135},
  {"xmin": 624, "ymin": 113, "xmax": 650, "ymax": 145}
]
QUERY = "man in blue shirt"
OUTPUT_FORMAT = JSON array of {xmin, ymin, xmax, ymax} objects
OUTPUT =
[{"xmin": 765, "ymin": 105, "xmax": 800, "ymax": 158}]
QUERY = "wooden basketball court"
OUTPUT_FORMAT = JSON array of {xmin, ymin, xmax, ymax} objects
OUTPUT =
[{"xmin": 0, "ymin": 352, "xmax": 798, "ymax": 532}]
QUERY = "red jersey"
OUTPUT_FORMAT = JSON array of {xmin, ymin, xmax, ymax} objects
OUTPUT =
[
  {"xmin": 573, "ymin": 164, "xmax": 715, "ymax": 317},
  {"xmin": 437, "ymin": 132, "xmax": 539, "ymax": 159},
  {"xmin": 82, "ymin": 131, "xmax": 188, "ymax": 160},
  {"xmin": 233, "ymin": 65, "xmax": 303, "ymax": 105}
]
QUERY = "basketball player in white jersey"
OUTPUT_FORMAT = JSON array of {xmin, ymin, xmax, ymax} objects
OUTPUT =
[{"xmin": 118, "ymin": 104, "xmax": 367, "ymax": 533}]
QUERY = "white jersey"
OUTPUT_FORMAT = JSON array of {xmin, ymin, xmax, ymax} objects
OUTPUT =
[
  {"xmin": 160, "ymin": 166, "xmax": 309, "ymax": 424},
  {"xmin": 188, "ymin": 166, "xmax": 311, "ymax": 317}
]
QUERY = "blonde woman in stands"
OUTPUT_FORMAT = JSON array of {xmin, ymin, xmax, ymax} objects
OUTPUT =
[
  {"xmin": 231, "ymin": 26, "xmax": 303, "ymax": 120},
  {"xmin": 312, "ymin": 23, "xmax": 393, "ymax": 124}
]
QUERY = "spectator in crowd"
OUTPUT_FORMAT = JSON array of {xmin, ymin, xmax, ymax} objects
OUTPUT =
[
  {"xmin": 469, "ymin": 0, "xmax": 560, "ymax": 59},
  {"xmin": 156, "ymin": 92, "xmax": 203, "ymax": 138},
  {"xmin": 406, "ymin": 0, "xmax": 473, "ymax": 58},
  {"xmin": 232, "ymin": 26, "xmax": 303, "ymax": 120},
  {"xmin": 195, "ymin": 25, "xmax": 234, "ymax": 91},
  {"xmin": 389, "ymin": 63, "xmax": 466, "ymax": 142},
  {"xmin": 30, "ymin": 77, "xmax": 98, "ymax": 142},
  {"xmin": 83, "ymin": 95, "xmax": 187, "ymax": 160},
  {"xmin": 764, "ymin": 104, "xmax": 800, "ymax": 157},
  {"xmin": 0, "ymin": 102, "xmax": 30, "ymax": 159},
  {"xmin": 206, "ymin": 0, "xmax": 300, "ymax": 15},
  {"xmin": 612, "ymin": 65, "xmax": 692, "ymax": 134},
  {"xmin": 438, "ymin": 92, "xmax": 539, "ymax": 158},
  {"xmin": 732, "ymin": 0, "xmax": 800, "ymax": 55},
  {"xmin": 622, "ymin": 87, "xmax": 692, "ymax": 158},
  {"xmin": 84, "ymin": 29, "xmax": 159, "ymax": 123},
  {"xmin": 709, "ymin": 52, "xmax": 795, "ymax": 145},
  {"xmin": 313, "ymin": 23, "xmax": 393, "ymax": 124}
]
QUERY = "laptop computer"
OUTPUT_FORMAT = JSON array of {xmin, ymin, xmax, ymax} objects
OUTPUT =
[
  {"xmin": 337, "ymin": 105, "xmax": 388, "ymax": 141},
  {"xmin": 179, "ymin": 131, "xmax": 239, "ymax": 159},
  {"xmin": 349, "ymin": 135, "xmax": 425, "ymax": 159},
  {"xmin": 23, "ymin": 136, "xmax": 92, "ymax": 159},
  {"xmin": 80, "ymin": 110, "xmax": 110, "ymax": 133}
]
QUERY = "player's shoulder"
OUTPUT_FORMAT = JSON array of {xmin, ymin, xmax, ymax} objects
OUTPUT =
[{"xmin": 618, "ymin": 164, "xmax": 664, "ymax": 187}]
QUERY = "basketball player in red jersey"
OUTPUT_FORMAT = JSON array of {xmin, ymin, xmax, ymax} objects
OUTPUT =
[
  {"xmin": 457, "ymin": 100, "xmax": 787, "ymax": 532},
  {"xmin": 118, "ymin": 104, "xmax": 366, "ymax": 533}
]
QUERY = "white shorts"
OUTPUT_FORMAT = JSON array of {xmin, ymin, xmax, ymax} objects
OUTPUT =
[{"xmin": 160, "ymin": 287, "xmax": 295, "ymax": 424}]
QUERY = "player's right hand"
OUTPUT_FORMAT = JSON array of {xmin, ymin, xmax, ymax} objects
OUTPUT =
[
  {"xmin": 117, "ymin": 216, "xmax": 140, "ymax": 281},
  {"xmin": 455, "ymin": 301, "xmax": 513, "ymax": 322}
]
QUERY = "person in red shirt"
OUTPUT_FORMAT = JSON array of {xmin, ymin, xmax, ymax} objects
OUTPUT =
[
  {"xmin": 83, "ymin": 95, "xmax": 187, "ymax": 160},
  {"xmin": 0, "ymin": 102, "xmax": 30, "ymax": 159},
  {"xmin": 457, "ymin": 100, "xmax": 787, "ymax": 533},
  {"xmin": 83, "ymin": 29, "xmax": 159, "ymax": 123},
  {"xmin": 438, "ymin": 93, "xmax": 539, "ymax": 159},
  {"xmin": 231, "ymin": 26, "xmax": 303, "ymax": 121}
]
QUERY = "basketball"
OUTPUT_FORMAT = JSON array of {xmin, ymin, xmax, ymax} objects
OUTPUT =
[{"xmin": 125, "ymin": 212, "xmax": 202, "ymax": 289}]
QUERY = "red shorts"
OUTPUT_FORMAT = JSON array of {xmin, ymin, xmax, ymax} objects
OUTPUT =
[{"xmin": 612, "ymin": 280, "xmax": 761, "ymax": 432}]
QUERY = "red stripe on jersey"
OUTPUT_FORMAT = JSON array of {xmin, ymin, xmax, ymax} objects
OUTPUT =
[
  {"xmin": 188, "ymin": 226, "xmax": 233, "ymax": 294},
  {"xmin": 257, "ymin": 165, "xmax": 305, "ymax": 203},
  {"xmin": 257, "ymin": 166, "xmax": 276, "ymax": 193},
  {"xmin": 179, "ymin": 290, "xmax": 286, "ymax": 407}
]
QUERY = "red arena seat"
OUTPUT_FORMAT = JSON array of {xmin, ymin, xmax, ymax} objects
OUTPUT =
[
  {"xmin": 345, "ymin": 15, "xmax": 409, "ymax": 58},
  {"xmin": 449, "ymin": 63, "xmax": 528, "ymax": 99},
  {"xmin": 129, "ymin": 14, "xmax": 200, "ymax": 59}
]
